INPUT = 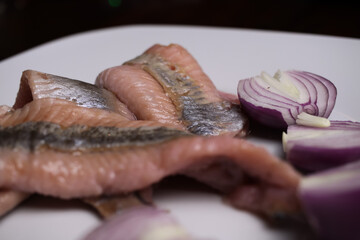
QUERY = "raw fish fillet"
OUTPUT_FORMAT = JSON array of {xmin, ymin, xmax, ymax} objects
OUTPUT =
[
  {"xmin": 0, "ymin": 99, "xmax": 166, "ymax": 218},
  {"xmin": 84, "ymin": 188, "xmax": 153, "ymax": 219},
  {"xmin": 1, "ymin": 68, "xmax": 299, "ymax": 219},
  {"xmin": 0, "ymin": 121, "xmax": 300, "ymax": 217},
  {"xmin": 96, "ymin": 44, "xmax": 248, "ymax": 136},
  {"xmin": 0, "ymin": 99, "xmax": 170, "ymax": 129},
  {"xmin": 0, "ymin": 189, "xmax": 28, "ymax": 217},
  {"xmin": 0, "ymin": 70, "xmax": 140, "ymax": 217},
  {"xmin": 14, "ymin": 69, "xmax": 135, "ymax": 119}
]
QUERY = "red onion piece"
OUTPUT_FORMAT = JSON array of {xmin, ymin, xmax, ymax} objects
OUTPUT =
[
  {"xmin": 284, "ymin": 121, "xmax": 360, "ymax": 172},
  {"xmin": 237, "ymin": 70, "xmax": 337, "ymax": 128},
  {"xmin": 83, "ymin": 206, "xmax": 209, "ymax": 240},
  {"xmin": 299, "ymin": 160, "xmax": 360, "ymax": 240}
]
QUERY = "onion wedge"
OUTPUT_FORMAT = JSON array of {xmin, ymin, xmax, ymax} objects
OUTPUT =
[
  {"xmin": 283, "ymin": 121, "xmax": 360, "ymax": 171},
  {"xmin": 237, "ymin": 70, "xmax": 337, "ymax": 129},
  {"xmin": 82, "ymin": 206, "xmax": 209, "ymax": 240},
  {"xmin": 299, "ymin": 160, "xmax": 360, "ymax": 240}
]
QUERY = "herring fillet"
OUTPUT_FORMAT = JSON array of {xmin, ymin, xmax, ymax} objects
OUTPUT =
[
  {"xmin": 0, "ymin": 70, "xmax": 138, "ymax": 217},
  {"xmin": 0, "ymin": 99, "xmax": 168, "ymax": 218},
  {"xmin": 96, "ymin": 43, "xmax": 248, "ymax": 136},
  {"xmin": 0, "ymin": 121, "xmax": 301, "ymax": 217},
  {"xmin": 1, "ymin": 65, "xmax": 299, "ymax": 219},
  {"xmin": 0, "ymin": 189, "xmax": 29, "ymax": 217},
  {"xmin": 13, "ymin": 69, "xmax": 135, "ymax": 119},
  {"xmin": 0, "ymin": 99, "xmax": 173, "ymax": 129}
]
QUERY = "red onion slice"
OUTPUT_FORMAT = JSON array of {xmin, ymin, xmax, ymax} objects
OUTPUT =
[
  {"xmin": 301, "ymin": 71, "xmax": 337, "ymax": 117},
  {"xmin": 83, "ymin": 206, "xmax": 209, "ymax": 240},
  {"xmin": 284, "ymin": 121, "xmax": 360, "ymax": 171},
  {"xmin": 237, "ymin": 70, "xmax": 337, "ymax": 128},
  {"xmin": 299, "ymin": 160, "xmax": 360, "ymax": 240}
]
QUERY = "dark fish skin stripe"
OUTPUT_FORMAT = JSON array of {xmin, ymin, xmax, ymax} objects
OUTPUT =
[
  {"xmin": 182, "ymin": 98, "xmax": 244, "ymax": 136},
  {"xmin": 0, "ymin": 122, "xmax": 191, "ymax": 152},
  {"xmin": 126, "ymin": 54, "xmax": 246, "ymax": 136}
]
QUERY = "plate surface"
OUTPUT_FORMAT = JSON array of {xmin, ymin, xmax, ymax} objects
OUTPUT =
[{"xmin": 0, "ymin": 25, "xmax": 359, "ymax": 240}]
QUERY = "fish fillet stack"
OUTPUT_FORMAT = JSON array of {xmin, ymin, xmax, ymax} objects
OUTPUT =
[{"xmin": 0, "ymin": 44, "xmax": 301, "ymax": 224}]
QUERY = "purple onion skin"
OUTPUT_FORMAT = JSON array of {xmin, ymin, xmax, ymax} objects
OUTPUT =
[
  {"xmin": 83, "ymin": 206, "xmax": 208, "ymax": 240},
  {"xmin": 288, "ymin": 145, "xmax": 360, "ymax": 172},
  {"xmin": 286, "ymin": 121, "xmax": 360, "ymax": 172},
  {"xmin": 239, "ymin": 100, "xmax": 288, "ymax": 129},
  {"xmin": 299, "ymin": 160, "xmax": 360, "ymax": 240}
]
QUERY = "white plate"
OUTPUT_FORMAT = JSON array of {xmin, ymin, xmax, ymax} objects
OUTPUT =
[{"xmin": 0, "ymin": 25, "xmax": 359, "ymax": 240}]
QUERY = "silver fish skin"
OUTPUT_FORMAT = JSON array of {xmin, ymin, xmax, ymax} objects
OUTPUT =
[{"xmin": 13, "ymin": 70, "xmax": 132, "ymax": 117}]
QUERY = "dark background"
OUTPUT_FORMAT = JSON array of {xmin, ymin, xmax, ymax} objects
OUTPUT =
[{"xmin": 1, "ymin": 0, "xmax": 359, "ymax": 61}]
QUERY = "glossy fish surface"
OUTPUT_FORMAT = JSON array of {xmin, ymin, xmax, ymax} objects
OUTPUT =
[
  {"xmin": 0, "ymin": 99, "xmax": 167, "ymax": 218},
  {"xmin": 0, "ymin": 99, "xmax": 173, "ymax": 129},
  {"xmin": 0, "ymin": 70, "xmax": 137, "ymax": 218},
  {"xmin": 97, "ymin": 44, "xmax": 248, "ymax": 136},
  {"xmin": 0, "ymin": 121, "xmax": 300, "ymax": 217},
  {"xmin": 14, "ymin": 70, "xmax": 134, "ymax": 119}
]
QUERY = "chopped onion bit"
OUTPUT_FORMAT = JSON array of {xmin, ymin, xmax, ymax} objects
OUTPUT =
[
  {"xmin": 282, "ymin": 132, "xmax": 288, "ymax": 152},
  {"xmin": 295, "ymin": 112, "xmax": 330, "ymax": 128},
  {"xmin": 261, "ymin": 70, "xmax": 300, "ymax": 100},
  {"xmin": 141, "ymin": 225, "xmax": 189, "ymax": 240}
]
